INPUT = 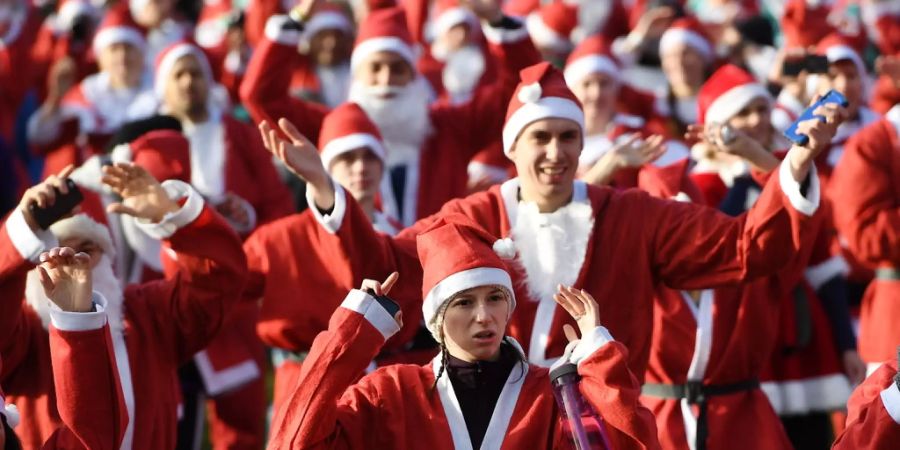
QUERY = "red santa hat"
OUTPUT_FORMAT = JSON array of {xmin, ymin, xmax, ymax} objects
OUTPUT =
[
  {"xmin": 817, "ymin": 33, "xmax": 867, "ymax": 77},
  {"xmin": 525, "ymin": 1, "xmax": 578, "ymax": 53},
  {"xmin": 56, "ymin": 0, "xmax": 98, "ymax": 33},
  {"xmin": 430, "ymin": 0, "xmax": 478, "ymax": 39},
  {"xmin": 659, "ymin": 16, "xmax": 714, "ymax": 63},
  {"xmin": 697, "ymin": 64, "xmax": 771, "ymax": 125},
  {"xmin": 779, "ymin": 0, "xmax": 835, "ymax": 50},
  {"xmin": 50, "ymin": 214, "xmax": 116, "ymax": 259},
  {"xmin": 92, "ymin": 6, "xmax": 146, "ymax": 56},
  {"xmin": 503, "ymin": 62, "xmax": 585, "ymax": 155},
  {"xmin": 318, "ymin": 103, "xmax": 387, "ymax": 170},
  {"xmin": 564, "ymin": 34, "xmax": 621, "ymax": 87},
  {"xmin": 350, "ymin": 7, "xmax": 415, "ymax": 73},
  {"xmin": 194, "ymin": 0, "xmax": 236, "ymax": 49},
  {"xmin": 874, "ymin": 10, "xmax": 900, "ymax": 56},
  {"xmin": 303, "ymin": 3, "xmax": 354, "ymax": 40},
  {"xmin": 111, "ymin": 130, "xmax": 192, "ymax": 183},
  {"xmin": 417, "ymin": 214, "xmax": 516, "ymax": 341},
  {"xmin": 154, "ymin": 42, "xmax": 214, "ymax": 99}
]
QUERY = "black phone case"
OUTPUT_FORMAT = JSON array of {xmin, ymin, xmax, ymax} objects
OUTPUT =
[
  {"xmin": 29, "ymin": 180, "xmax": 84, "ymax": 230},
  {"xmin": 366, "ymin": 289, "xmax": 401, "ymax": 317}
]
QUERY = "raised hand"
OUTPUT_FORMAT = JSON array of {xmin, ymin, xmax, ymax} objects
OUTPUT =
[
  {"xmin": 259, "ymin": 118, "xmax": 335, "ymax": 210},
  {"xmin": 553, "ymin": 285, "xmax": 600, "ymax": 342},
  {"xmin": 18, "ymin": 165, "xmax": 76, "ymax": 231},
  {"xmin": 37, "ymin": 247, "xmax": 93, "ymax": 313},
  {"xmin": 360, "ymin": 272, "xmax": 402, "ymax": 326},
  {"xmin": 610, "ymin": 134, "xmax": 667, "ymax": 169},
  {"xmin": 459, "ymin": 0, "xmax": 503, "ymax": 23},
  {"xmin": 289, "ymin": 0, "xmax": 321, "ymax": 22},
  {"xmin": 686, "ymin": 123, "xmax": 779, "ymax": 172},
  {"xmin": 787, "ymin": 101, "xmax": 847, "ymax": 181},
  {"xmin": 102, "ymin": 163, "xmax": 180, "ymax": 223}
]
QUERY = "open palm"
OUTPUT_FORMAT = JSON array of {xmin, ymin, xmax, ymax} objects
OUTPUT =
[
  {"xmin": 102, "ymin": 163, "xmax": 180, "ymax": 223},
  {"xmin": 258, "ymin": 118, "xmax": 330, "ymax": 188}
]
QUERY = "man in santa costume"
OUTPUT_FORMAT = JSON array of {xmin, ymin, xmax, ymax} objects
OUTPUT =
[
  {"xmin": 240, "ymin": 0, "xmax": 541, "ymax": 226},
  {"xmin": 831, "ymin": 101, "xmax": 900, "ymax": 375},
  {"xmin": 27, "ymin": 7, "xmax": 154, "ymax": 178},
  {"xmin": 268, "ymin": 214, "xmax": 660, "ymax": 449},
  {"xmin": 0, "ymin": 162, "xmax": 247, "ymax": 449},
  {"xmin": 264, "ymin": 60, "xmax": 845, "ymax": 378},
  {"xmin": 126, "ymin": 0, "xmax": 191, "ymax": 69},
  {"xmin": 832, "ymin": 350, "xmax": 900, "ymax": 449}
]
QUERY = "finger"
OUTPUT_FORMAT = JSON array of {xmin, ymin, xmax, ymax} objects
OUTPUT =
[
  {"xmin": 258, "ymin": 121, "xmax": 274, "ymax": 151},
  {"xmin": 50, "ymin": 247, "xmax": 64, "ymax": 258},
  {"xmin": 382, "ymin": 272, "xmax": 400, "ymax": 295},
  {"xmin": 37, "ymin": 266, "xmax": 56, "ymax": 295},
  {"xmin": 73, "ymin": 252, "xmax": 91, "ymax": 266},
  {"xmin": 57, "ymin": 164, "xmax": 75, "ymax": 180},
  {"xmin": 36, "ymin": 190, "xmax": 51, "ymax": 209},
  {"xmin": 58, "ymin": 247, "xmax": 76, "ymax": 258},
  {"xmin": 39, "ymin": 251, "xmax": 51, "ymax": 263},
  {"xmin": 563, "ymin": 324, "xmax": 579, "ymax": 343},
  {"xmin": 278, "ymin": 118, "xmax": 307, "ymax": 145},
  {"xmin": 107, "ymin": 203, "xmax": 140, "ymax": 216},
  {"xmin": 101, "ymin": 175, "xmax": 126, "ymax": 192},
  {"xmin": 579, "ymin": 288, "xmax": 599, "ymax": 318},
  {"xmin": 563, "ymin": 286, "xmax": 588, "ymax": 314},
  {"xmin": 553, "ymin": 293, "xmax": 579, "ymax": 318}
]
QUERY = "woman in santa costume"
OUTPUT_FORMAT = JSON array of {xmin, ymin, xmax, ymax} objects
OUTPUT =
[
  {"xmin": 268, "ymin": 213, "xmax": 660, "ymax": 449},
  {"xmin": 0, "ymin": 163, "xmax": 247, "ymax": 449},
  {"xmin": 832, "ymin": 350, "xmax": 900, "ymax": 449},
  {"xmin": 264, "ymin": 60, "xmax": 840, "ymax": 380},
  {"xmin": 241, "ymin": 0, "xmax": 541, "ymax": 226}
]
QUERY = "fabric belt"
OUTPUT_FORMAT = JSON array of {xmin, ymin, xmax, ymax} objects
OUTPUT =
[
  {"xmin": 642, "ymin": 379, "xmax": 760, "ymax": 450},
  {"xmin": 875, "ymin": 267, "xmax": 900, "ymax": 281}
]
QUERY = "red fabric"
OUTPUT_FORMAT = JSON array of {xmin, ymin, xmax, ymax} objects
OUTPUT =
[
  {"xmin": 832, "ymin": 360, "xmax": 900, "ymax": 449},
  {"xmin": 689, "ymin": 172, "xmax": 729, "ymax": 208},
  {"xmin": 0, "ymin": 7, "xmax": 43, "ymax": 139},
  {"xmin": 0, "ymin": 205, "xmax": 248, "ymax": 449},
  {"xmin": 871, "ymin": 76, "xmax": 900, "ymax": 116},
  {"xmin": 780, "ymin": 0, "xmax": 835, "ymax": 50},
  {"xmin": 267, "ymin": 303, "xmax": 660, "ymax": 449},
  {"xmin": 831, "ymin": 118, "xmax": 900, "ymax": 363},
  {"xmin": 697, "ymin": 64, "xmax": 759, "ymax": 125}
]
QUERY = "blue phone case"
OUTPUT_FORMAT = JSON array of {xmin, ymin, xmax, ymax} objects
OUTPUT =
[{"xmin": 783, "ymin": 90, "xmax": 849, "ymax": 146}]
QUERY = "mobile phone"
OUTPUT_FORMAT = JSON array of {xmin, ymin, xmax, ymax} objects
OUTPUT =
[
  {"xmin": 804, "ymin": 55, "xmax": 830, "ymax": 74},
  {"xmin": 366, "ymin": 289, "xmax": 401, "ymax": 318},
  {"xmin": 782, "ymin": 57, "xmax": 806, "ymax": 77},
  {"xmin": 28, "ymin": 179, "xmax": 84, "ymax": 230},
  {"xmin": 783, "ymin": 90, "xmax": 848, "ymax": 146}
]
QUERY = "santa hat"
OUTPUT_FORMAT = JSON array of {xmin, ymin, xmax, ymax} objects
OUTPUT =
[
  {"xmin": 430, "ymin": 0, "xmax": 478, "ymax": 40},
  {"xmin": 564, "ymin": 34, "xmax": 620, "ymax": 87},
  {"xmin": 697, "ymin": 64, "xmax": 771, "ymax": 125},
  {"xmin": 50, "ymin": 214, "xmax": 116, "ymax": 259},
  {"xmin": 350, "ymin": 7, "xmax": 415, "ymax": 73},
  {"xmin": 417, "ymin": 214, "xmax": 516, "ymax": 341},
  {"xmin": 92, "ymin": 6, "xmax": 145, "ymax": 56},
  {"xmin": 659, "ymin": 17, "xmax": 714, "ymax": 63},
  {"xmin": 817, "ymin": 33, "xmax": 867, "ymax": 77},
  {"xmin": 303, "ymin": 3, "xmax": 354, "ymax": 42},
  {"xmin": 111, "ymin": 130, "xmax": 192, "ymax": 183},
  {"xmin": 779, "ymin": 0, "xmax": 834, "ymax": 50},
  {"xmin": 318, "ymin": 103, "xmax": 386, "ymax": 170},
  {"xmin": 154, "ymin": 42, "xmax": 214, "ymax": 99},
  {"xmin": 194, "ymin": 0, "xmax": 237, "ymax": 49},
  {"xmin": 56, "ymin": 0, "xmax": 98, "ymax": 33},
  {"xmin": 526, "ymin": 1, "xmax": 578, "ymax": 53},
  {"xmin": 875, "ymin": 11, "xmax": 900, "ymax": 56},
  {"xmin": 503, "ymin": 62, "xmax": 584, "ymax": 155}
]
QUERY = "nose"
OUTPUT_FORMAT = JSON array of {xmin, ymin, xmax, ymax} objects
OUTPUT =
[
  {"xmin": 544, "ymin": 138, "xmax": 561, "ymax": 161},
  {"xmin": 473, "ymin": 301, "xmax": 491, "ymax": 323}
]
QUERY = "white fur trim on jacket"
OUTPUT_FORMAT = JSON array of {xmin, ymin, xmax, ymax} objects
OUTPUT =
[
  {"xmin": 264, "ymin": 14, "xmax": 302, "ymax": 46},
  {"xmin": 134, "ymin": 180, "xmax": 204, "ymax": 239},
  {"xmin": 306, "ymin": 179, "xmax": 347, "ymax": 234},
  {"xmin": 49, "ymin": 291, "xmax": 108, "ymax": 331},
  {"xmin": 423, "ymin": 267, "xmax": 515, "ymax": 341},
  {"xmin": 761, "ymin": 373, "xmax": 852, "ymax": 415},
  {"xmin": 351, "ymin": 37, "xmax": 415, "ymax": 73},
  {"xmin": 340, "ymin": 289, "xmax": 401, "ymax": 340},
  {"xmin": 804, "ymin": 254, "xmax": 850, "ymax": 290},
  {"xmin": 193, "ymin": 350, "xmax": 261, "ymax": 396},
  {"xmin": 704, "ymin": 83, "xmax": 771, "ymax": 124},
  {"xmin": 92, "ymin": 26, "xmax": 145, "ymax": 56},
  {"xmin": 303, "ymin": 11, "xmax": 353, "ymax": 43},
  {"xmin": 881, "ymin": 382, "xmax": 900, "ymax": 424},
  {"xmin": 320, "ymin": 133, "xmax": 386, "ymax": 169},
  {"xmin": 503, "ymin": 96, "xmax": 585, "ymax": 155},
  {"xmin": 659, "ymin": 28, "xmax": 712, "ymax": 62},
  {"xmin": 4, "ymin": 208, "xmax": 59, "ymax": 263},
  {"xmin": 569, "ymin": 325, "xmax": 614, "ymax": 366},
  {"xmin": 564, "ymin": 55, "xmax": 620, "ymax": 88},
  {"xmin": 778, "ymin": 151, "xmax": 821, "ymax": 216},
  {"xmin": 481, "ymin": 16, "xmax": 528, "ymax": 44}
]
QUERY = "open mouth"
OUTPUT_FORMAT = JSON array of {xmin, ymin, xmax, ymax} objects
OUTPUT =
[{"xmin": 472, "ymin": 330, "xmax": 496, "ymax": 343}]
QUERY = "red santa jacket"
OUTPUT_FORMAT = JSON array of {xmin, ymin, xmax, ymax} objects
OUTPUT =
[
  {"xmin": 832, "ymin": 359, "xmax": 900, "ymax": 449},
  {"xmin": 831, "ymin": 107, "xmax": 900, "ymax": 364},
  {"xmin": 0, "ymin": 183, "xmax": 247, "ymax": 450},
  {"xmin": 0, "ymin": 4, "xmax": 43, "ymax": 140},
  {"xmin": 267, "ymin": 289, "xmax": 661, "ymax": 449},
  {"xmin": 240, "ymin": 18, "xmax": 541, "ymax": 225},
  {"xmin": 299, "ymin": 158, "xmax": 821, "ymax": 378}
]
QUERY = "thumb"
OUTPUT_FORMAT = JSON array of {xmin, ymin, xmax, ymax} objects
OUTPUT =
[
  {"xmin": 278, "ymin": 118, "xmax": 309, "ymax": 146},
  {"xmin": 563, "ymin": 324, "xmax": 579, "ymax": 343}
]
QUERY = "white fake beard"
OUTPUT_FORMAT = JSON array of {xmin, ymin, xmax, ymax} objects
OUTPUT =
[
  {"xmin": 348, "ymin": 77, "xmax": 433, "ymax": 168},
  {"xmin": 25, "ymin": 255, "xmax": 126, "ymax": 335},
  {"xmin": 510, "ymin": 200, "xmax": 594, "ymax": 303},
  {"xmin": 441, "ymin": 45, "xmax": 486, "ymax": 104}
]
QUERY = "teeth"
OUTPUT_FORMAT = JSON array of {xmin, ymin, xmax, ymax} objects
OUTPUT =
[{"xmin": 540, "ymin": 167, "xmax": 564, "ymax": 175}]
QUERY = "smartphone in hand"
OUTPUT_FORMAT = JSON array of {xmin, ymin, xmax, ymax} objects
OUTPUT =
[
  {"xmin": 783, "ymin": 90, "xmax": 848, "ymax": 146},
  {"xmin": 366, "ymin": 289, "xmax": 401, "ymax": 318},
  {"xmin": 29, "ymin": 179, "xmax": 84, "ymax": 230}
]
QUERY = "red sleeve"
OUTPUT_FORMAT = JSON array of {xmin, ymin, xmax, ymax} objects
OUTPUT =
[
  {"xmin": 0, "ymin": 216, "xmax": 40, "ymax": 376},
  {"xmin": 42, "ymin": 324, "xmax": 127, "ymax": 450},
  {"xmin": 831, "ymin": 122, "xmax": 900, "ymax": 266},
  {"xmin": 832, "ymin": 361, "xmax": 900, "ymax": 450}
]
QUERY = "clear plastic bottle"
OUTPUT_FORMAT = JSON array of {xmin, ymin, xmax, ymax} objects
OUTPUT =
[{"xmin": 550, "ymin": 362, "xmax": 614, "ymax": 450}]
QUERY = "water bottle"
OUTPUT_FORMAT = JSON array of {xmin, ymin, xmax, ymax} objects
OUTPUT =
[{"xmin": 550, "ymin": 362, "xmax": 614, "ymax": 450}]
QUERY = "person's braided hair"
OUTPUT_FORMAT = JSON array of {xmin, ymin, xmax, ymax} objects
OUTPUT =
[{"xmin": 431, "ymin": 304, "xmax": 451, "ymax": 393}]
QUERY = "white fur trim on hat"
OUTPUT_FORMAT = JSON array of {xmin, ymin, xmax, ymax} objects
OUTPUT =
[
  {"xmin": 155, "ymin": 43, "xmax": 213, "ymax": 99},
  {"xmin": 564, "ymin": 55, "xmax": 620, "ymax": 87},
  {"xmin": 351, "ymin": 37, "xmax": 415, "ymax": 73},
  {"xmin": 503, "ymin": 96, "xmax": 585, "ymax": 154},
  {"xmin": 659, "ymin": 28, "xmax": 712, "ymax": 63},
  {"xmin": 704, "ymin": 83, "xmax": 771, "ymax": 124},
  {"xmin": 92, "ymin": 26, "xmax": 145, "ymax": 55},
  {"xmin": 56, "ymin": 0, "xmax": 96, "ymax": 32},
  {"xmin": 423, "ymin": 267, "xmax": 515, "ymax": 341},
  {"xmin": 825, "ymin": 44, "xmax": 866, "ymax": 76},
  {"xmin": 50, "ymin": 214, "xmax": 116, "ymax": 258},
  {"xmin": 526, "ymin": 13, "xmax": 572, "ymax": 53},
  {"xmin": 433, "ymin": 7, "xmax": 477, "ymax": 38},
  {"xmin": 320, "ymin": 133, "xmax": 386, "ymax": 169}
]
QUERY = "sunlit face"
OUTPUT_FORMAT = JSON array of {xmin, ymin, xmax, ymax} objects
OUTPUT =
[
  {"xmin": 442, "ymin": 285, "xmax": 510, "ymax": 362},
  {"xmin": 661, "ymin": 44, "xmax": 707, "ymax": 91},
  {"xmin": 133, "ymin": 0, "xmax": 175, "ymax": 28},
  {"xmin": 59, "ymin": 237, "xmax": 104, "ymax": 269},
  {"xmin": 163, "ymin": 54, "xmax": 209, "ymax": 118},
  {"xmin": 572, "ymin": 72, "xmax": 620, "ymax": 119},
  {"xmin": 726, "ymin": 97, "xmax": 772, "ymax": 147},
  {"xmin": 328, "ymin": 147, "xmax": 383, "ymax": 203},
  {"xmin": 818, "ymin": 60, "xmax": 863, "ymax": 118},
  {"xmin": 309, "ymin": 28, "xmax": 353, "ymax": 67},
  {"xmin": 354, "ymin": 50, "xmax": 414, "ymax": 90},
  {"xmin": 508, "ymin": 118, "xmax": 583, "ymax": 211},
  {"xmin": 97, "ymin": 42, "xmax": 143, "ymax": 88}
]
